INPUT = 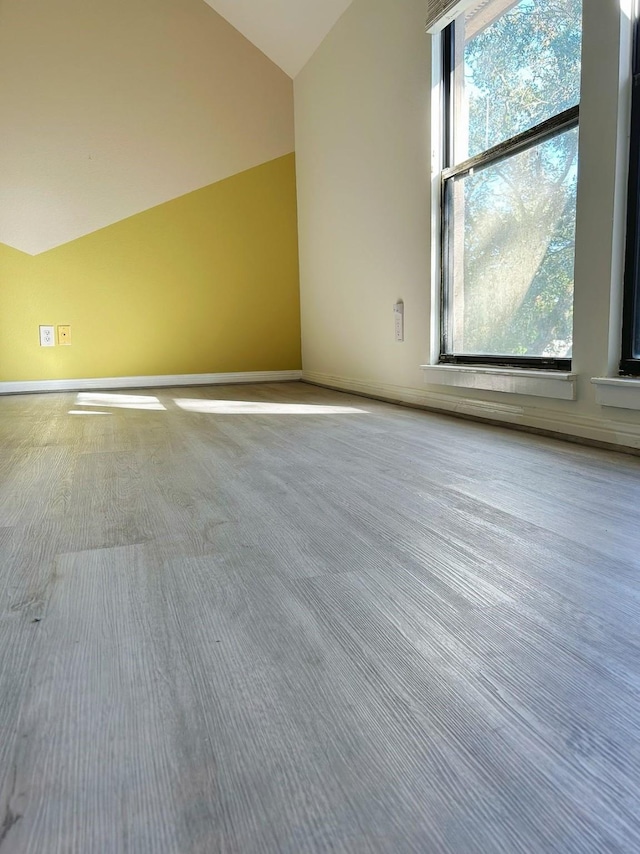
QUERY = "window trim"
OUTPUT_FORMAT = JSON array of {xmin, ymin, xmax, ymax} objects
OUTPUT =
[
  {"xmin": 439, "ymin": 9, "xmax": 580, "ymax": 372},
  {"xmin": 422, "ymin": 362, "xmax": 577, "ymax": 399},
  {"xmin": 621, "ymin": 7, "xmax": 640, "ymax": 376}
]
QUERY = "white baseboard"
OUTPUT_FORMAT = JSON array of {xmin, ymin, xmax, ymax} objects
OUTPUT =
[
  {"xmin": 302, "ymin": 370, "xmax": 640, "ymax": 451},
  {"xmin": 0, "ymin": 370, "xmax": 302, "ymax": 396}
]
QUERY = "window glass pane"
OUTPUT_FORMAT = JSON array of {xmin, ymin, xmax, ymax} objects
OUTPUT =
[
  {"xmin": 445, "ymin": 127, "xmax": 578, "ymax": 358},
  {"xmin": 454, "ymin": 0, "xmax": 582, "ymax": 162}
]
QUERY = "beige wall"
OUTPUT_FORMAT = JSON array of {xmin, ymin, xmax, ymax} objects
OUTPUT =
[
  {"xmin": 0, "ymin": 0, "xmax": 301, "ymax": 383},
  {"xmin": 0, "ymin": 0, "xmax": 294, "ymax": 254},
  {"xmin": 295, "ymin": 0, "xmax": 640, "ymax": 448}
]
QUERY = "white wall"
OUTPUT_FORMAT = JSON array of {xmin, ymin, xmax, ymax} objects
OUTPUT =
[
  {"xmin": 295, "ymin": 0, "xmax": 431, "ymax": 388},
  {"xmin": 295, "ymin": 0, "xmax": 640, "ymax": 449}
]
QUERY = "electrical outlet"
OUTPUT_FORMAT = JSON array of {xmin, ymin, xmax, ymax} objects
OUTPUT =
[
  {"xmin": 58, "ymin": 325, "xmax": 71, "ymax": 345},
  {"xmin": 39, "ymin": 325, "xmax": 55, "ymax": 347}
]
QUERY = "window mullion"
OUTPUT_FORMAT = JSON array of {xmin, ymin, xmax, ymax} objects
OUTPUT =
[
  {"xmin": 620, "ymin": 70, "xmax": 640, "ymax": 372},
  {"xmin": 443, "ymin": 105, "xmax": 580, "ymax": 182}
]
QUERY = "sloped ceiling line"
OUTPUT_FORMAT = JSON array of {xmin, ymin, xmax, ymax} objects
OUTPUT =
[{"xmin": 202, "ymin": 0, "xmax": 354, "ymax": 78}]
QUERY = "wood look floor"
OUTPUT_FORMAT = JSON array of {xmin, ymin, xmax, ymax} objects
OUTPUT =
[{"xmin": 1, "ymin": 382, "xmax": 640, "ymax": 853}]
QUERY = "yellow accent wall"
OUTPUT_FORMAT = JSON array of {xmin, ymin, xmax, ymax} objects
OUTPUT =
[{"xmin": 0, "ymin": 154, "xmax": 301, "ymax": 381}]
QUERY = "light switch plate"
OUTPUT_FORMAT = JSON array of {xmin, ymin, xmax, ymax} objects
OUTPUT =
[{"xmin": 393, "ymin": 302, "xmax": 404, "ymax": 342}]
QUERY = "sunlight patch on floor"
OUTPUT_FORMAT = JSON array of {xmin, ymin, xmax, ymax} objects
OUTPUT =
[
  {"xmin": 173, "ymin": 399, "xmax": 368, "ymax": 415},
  {"xmin": 74, "ymin": 392, "xmax": 166, "ymax": 411}
]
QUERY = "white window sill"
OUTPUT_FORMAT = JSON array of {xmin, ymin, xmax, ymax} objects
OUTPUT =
[
  {"xmin": 420, "ymin": 364, "xmax": 577, "ymax": 400},
  {"xmin": 591, "ymin": 377, "xmax": 640, "ymax": 410}
]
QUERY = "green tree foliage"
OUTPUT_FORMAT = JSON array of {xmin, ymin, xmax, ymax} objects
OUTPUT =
[{"xmin": 454, "ymin": 0, "xmax": 582, "ymax": 357}]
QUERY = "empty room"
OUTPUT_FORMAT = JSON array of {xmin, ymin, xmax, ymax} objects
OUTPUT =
[{"xmin": 2, "ymin": 0, "xmax": 640, "ymax": 851}]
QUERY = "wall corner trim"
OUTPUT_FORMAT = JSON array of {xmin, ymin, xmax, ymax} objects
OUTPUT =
[{"xmin": 0, "ymin": 370, "xmax": 302, "ymax": 396}]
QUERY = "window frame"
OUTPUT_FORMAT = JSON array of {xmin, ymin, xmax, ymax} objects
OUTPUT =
[
  {"xmin": 621, "ymin": 7, "xmax": 640, "ymax": 376},
  {"xmin": 438, "ymin": 5, "xmax": 580, "ymax": 372}
]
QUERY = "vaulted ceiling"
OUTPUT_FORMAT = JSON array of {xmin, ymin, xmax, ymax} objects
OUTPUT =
[{"xmin": 202, "ymin": 0, "xmax": 354, "ymax": 78}]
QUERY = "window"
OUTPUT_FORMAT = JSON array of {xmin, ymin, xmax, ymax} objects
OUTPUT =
[
  {"xmin": 439, "ymin": 0, "xmax": 582, "ymax": 370},
  {"xmin": 622, "ymin": 5, "xmax": 640, "ymax": 376}
]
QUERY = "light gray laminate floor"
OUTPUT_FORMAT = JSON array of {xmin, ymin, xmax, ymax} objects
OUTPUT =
[{"xmin": 1, "ymin": 381, "xmax": 640, "ymax": 853}]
